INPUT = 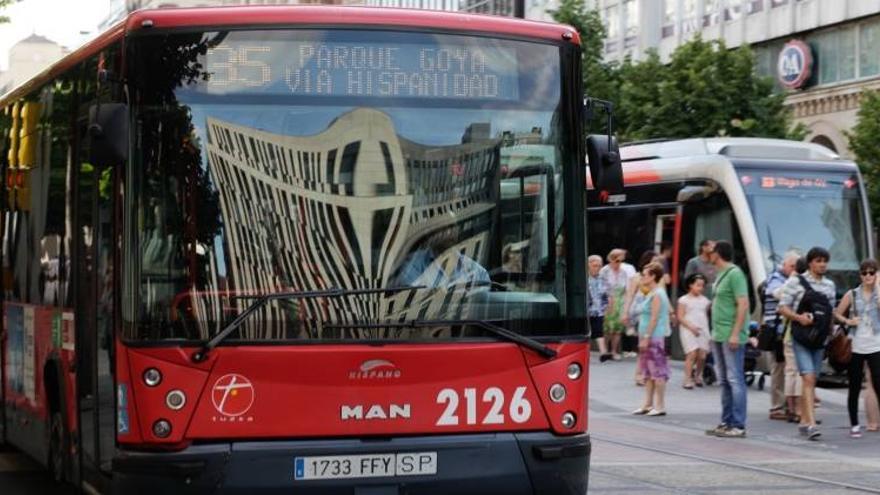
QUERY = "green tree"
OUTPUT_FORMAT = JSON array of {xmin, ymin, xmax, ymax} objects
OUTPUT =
[
  {"xmin": 549, "ymin": 0, "xmax": 620, "ymax": 114},
  {"xmin": 0, "ymin": 0, "xmax": 13, "ymax": 24},
  {"xmin": 548, "ymin": 1, "xmax": 805, "ymax": 142},
  {"xmin": 848, "ymin": 91, "xmax": 880, "ymax": 221},
  {"xmin": 620, "ymin": 38, "xmax": 805, "ymax": 141}
]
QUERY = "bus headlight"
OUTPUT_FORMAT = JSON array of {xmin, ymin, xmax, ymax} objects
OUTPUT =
[
  {"xmin": 561, "ymin": 412, "xmax": 577, "ymax": 429},
  {"xmin": 566, "ymin": 363, "xmax": 582, "ymax": 380},
  {"xmin": 143, "ymin": 368, "xmax": 162, "ymax": 387},
  {"xmin": 152, "ymin": 419, "xmax": 172, "ymax": 438},
  {"xmin": 166, "ymin": 390, "xmax": 186, "ymax": 410},
  {"xmin": 549, "ymin": 383, "xmax": 567, "ymax": 403}
]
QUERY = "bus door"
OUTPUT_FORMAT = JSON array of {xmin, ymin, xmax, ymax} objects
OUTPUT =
[{"xmin": 75, "ymin": 57, "xmax": 118, "ymax": 480}]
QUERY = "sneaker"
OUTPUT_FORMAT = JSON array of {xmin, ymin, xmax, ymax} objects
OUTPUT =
[
  {"xmin": 807, "ymin": 426, "xmax": 821, "ymax": 440},
  {"xmin": 718, "ymin": 427, "xmax": 746, "ymax": 438},
  {"xmin": 705, "ymin": 424, "xmax": 727, "ymax": 436},
  {"xmin": 850, "ymin": 426, "xmax": 862, "ymax": 439}
]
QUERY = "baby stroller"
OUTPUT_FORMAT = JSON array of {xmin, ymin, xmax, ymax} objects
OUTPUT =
[{"xmin": 701, "ymin": 322, "xmax": 766, "ymax": 390}]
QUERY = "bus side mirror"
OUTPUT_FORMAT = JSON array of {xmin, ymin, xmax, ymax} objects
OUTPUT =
[
  {"xmin": 586, "ymin": 134, "xmax": 623, "ymax": 196},
  {"xmin": 89, "ymin": 103, "xmax": 129, "ymax": 167}
]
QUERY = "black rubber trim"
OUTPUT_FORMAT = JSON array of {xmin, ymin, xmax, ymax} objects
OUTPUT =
[{"xmin": 532, "ymin": 440, "xmax": 591, "ymax": 461}]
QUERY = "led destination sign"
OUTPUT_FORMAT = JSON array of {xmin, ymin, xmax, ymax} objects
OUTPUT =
[{"xmin": 205, "ymin": 40, "xmax": 520, "ymax": 100}]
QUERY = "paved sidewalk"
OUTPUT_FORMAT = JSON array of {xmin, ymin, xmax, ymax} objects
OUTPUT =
[{"xmin": 588, "ymin": 353, "xmax": 880, "ymax": 493}]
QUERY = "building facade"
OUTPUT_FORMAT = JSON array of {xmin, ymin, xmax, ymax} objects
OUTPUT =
[
  {"xmin": 0, "ymin": 35, "xmax": 68, "ymax": 96},
  {"xmin": 591, "ymin": 0, "xmax": 880, "ymax": 156}
]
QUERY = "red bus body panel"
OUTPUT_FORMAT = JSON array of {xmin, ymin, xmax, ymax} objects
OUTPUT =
[
  {"xmin": 125, "ymin": 6, "xmax": 580, "ymax": 44},
  {"xmin": 119, "ymin": 342, "xmax": 588, "ymax": 447}
]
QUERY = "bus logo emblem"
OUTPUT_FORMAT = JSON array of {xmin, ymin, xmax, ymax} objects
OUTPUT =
[
  {"xmin": 350, "ymin": 359, "xmax": 401, "ymax": 379},
  {"xmin": 211, "ymin": 374, "xmax": 255, "ymax": 417}
]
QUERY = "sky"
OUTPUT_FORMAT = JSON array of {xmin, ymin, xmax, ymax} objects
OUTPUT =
[{"xmin": 0, "ymin": 0, "xmax": 110, "ymax": 71}]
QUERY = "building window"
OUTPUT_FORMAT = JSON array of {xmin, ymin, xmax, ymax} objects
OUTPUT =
[
  {"xmin": 771, "ymin": 0, "xmax": 788, "ymax": 6},
  {"xmin": 624, "ymin": 0, "xmax": 639, "ymax": 38},
  {"xmin": 682, "ymin": 0, "xmax": 699, "ymax": 34},
  {"xmin": 725, "ymin": 0, "xmax": 742, "ymax": 21},
  {"xmin": 605, "ymin": 5, "xmax": 620, "ymax": 39},
  {"xmin": 860, "ymin": 20, "xmax": 880, "ymax": 78},
  {"xmin": 704, "ymin": 0, "xmax": 721, "ymax": 27},
  {"xmin": 662, "ymin": 0, "xmax": 675, "ymax": 38},
  {"xmin": 814, "ymin": 27, "xmax": 858, "ymax": 85}
]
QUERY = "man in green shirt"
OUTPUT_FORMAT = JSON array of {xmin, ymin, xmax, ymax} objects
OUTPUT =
[{"xmin": 706, "ymin": 240, "xmax": 750, "ymax": 438}]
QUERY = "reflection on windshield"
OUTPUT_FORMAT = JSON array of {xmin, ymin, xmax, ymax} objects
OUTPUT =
[{"xmin": 125, "ymin": 30, "xmax": 570, "ymax": 341}]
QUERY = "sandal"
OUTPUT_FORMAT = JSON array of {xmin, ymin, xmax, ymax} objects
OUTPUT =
[
  {"xmin": 683, "ymin": 382, "xmax": 694, "ymax": 390},
  {"xmin": 632, "ymin": 407, "xmax": 651, "ymax": 415},
  {"xmin": 787, "ymin": 413, "xmax": 801, "ymax": 424},
  {"xmin": 646, "ymin": 409, "xmax": 667, "ymax": 416}
]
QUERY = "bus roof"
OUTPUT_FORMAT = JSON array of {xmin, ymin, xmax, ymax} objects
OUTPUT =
[
  {"xmin": 0, "ymin": 6, "xmax": 578, "ymax": 104},
  {"xmin": 620, "ymin": 137, "xmax": 841, "ymax": 163}
]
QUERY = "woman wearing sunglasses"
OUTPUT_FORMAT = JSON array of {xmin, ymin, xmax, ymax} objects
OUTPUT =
[{"xmin": 834, "ymin": 259, "xmax": 880, "ymax": 438}]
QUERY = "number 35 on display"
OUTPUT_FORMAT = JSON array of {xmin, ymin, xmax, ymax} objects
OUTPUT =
[{"xmin": 436, "ymin": 387, "xmax": 531, "ymax": 426}]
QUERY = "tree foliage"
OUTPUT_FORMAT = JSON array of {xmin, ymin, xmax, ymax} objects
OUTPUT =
[
  {"xmin": 848, "ymin": 91, "xmax": 880, "ymax": 221},
  {"xmin": 550, "ymin": 0, "xmax": 805, "ymax": 142},
  {"xmin": 0, "ymin": 0, "xmax": 12, "ymax": 24}
]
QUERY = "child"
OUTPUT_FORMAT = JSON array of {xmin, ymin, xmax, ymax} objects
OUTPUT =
[
  {"xmin": 677, "ymin": 274, "xmax": 711, "ymax": 389},
  {"xmin": 632, "ymin": 262, "xmax": 671, "ymax": 416}
]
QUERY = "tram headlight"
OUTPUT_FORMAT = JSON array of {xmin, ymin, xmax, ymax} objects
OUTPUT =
[
  {"xmin": 143, "ymin": 368, "xmax": 162, "ymax": 387},
  {"xmin": 549, "ymin": 383, "xmax": 567, "ymax": 403},
  {"xmin": 152, "ymin": 419, "xmax": 172, "ymax": 438},
  {"xmin": 566, "ymin": 363, "xmax": 582, "ymax": 380},
  {"xmin": 561, "ymin": 412, "xmax": 577, "ymax": 429},
  {"xmin": 166, "ymin": 390, "xmax": 186, "ymax": 410}
]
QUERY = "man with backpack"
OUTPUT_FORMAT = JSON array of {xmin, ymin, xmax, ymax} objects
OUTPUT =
[{"xmin": 777, "ymin": 247, "xmax": 841, "ymax": 440}]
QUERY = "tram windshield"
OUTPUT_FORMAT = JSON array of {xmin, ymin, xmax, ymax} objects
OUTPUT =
[
  {"xmin": 123, "ymin": 29, "xmax": 580, "ymax": 342},
  {"xmin": 739, "ymin": 168, "xmax": 868, "ymax": 289}
]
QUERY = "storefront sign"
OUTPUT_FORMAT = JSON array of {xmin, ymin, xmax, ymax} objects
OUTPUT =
[{"xmin": 777, "ymin": 40, "xmax": 813, "ymax": 89}]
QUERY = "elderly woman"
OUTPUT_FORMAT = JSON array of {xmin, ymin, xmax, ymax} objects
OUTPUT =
[{"xmin": 599, "ymin": 248, "xmax": 636, "ymax": 361}]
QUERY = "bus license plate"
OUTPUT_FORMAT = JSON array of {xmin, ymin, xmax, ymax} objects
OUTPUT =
[{"xmin": 294, "ymin": 452, "xmax": 437, "ymax": 480}]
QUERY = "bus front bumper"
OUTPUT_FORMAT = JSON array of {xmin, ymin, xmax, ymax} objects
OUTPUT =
[{"xmin": 112, "ymin": 432, "xmax": 590, "ymax": 495}]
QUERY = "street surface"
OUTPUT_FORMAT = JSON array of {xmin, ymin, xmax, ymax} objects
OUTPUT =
[
  {"xmin": 3, "ymin": 355, "xmax": 880, "ymax": 494},
  {"xmin": 589, "ymin": 355, "xmax": 880, "ymax": 494}
]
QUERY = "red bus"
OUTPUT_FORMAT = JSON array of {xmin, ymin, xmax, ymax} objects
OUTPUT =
[{"xmin": 1, "ymin": 6, "xmax": 620, "ymax": 493}]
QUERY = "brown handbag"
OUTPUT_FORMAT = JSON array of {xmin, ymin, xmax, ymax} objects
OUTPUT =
[
  {"xmin": 827, "ymin": 289, "xmax": 854, "ymax": 366},
  {"xmin": 827, "ymin": 327, "xmax": 852, "ymax": 366}
]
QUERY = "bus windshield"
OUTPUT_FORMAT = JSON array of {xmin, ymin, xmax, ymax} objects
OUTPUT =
[
  {"xmin": 124, "ymin": 29, "xmax": 575, "ymax": 342},
  {"xmin": 738, "ymin": 168, "xmax": 867, "ymax": 288}
]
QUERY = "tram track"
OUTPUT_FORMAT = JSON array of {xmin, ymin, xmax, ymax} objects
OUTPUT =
[{"xmin": 592, "ymin": 432, "xmax": 880, "ymax": 493}]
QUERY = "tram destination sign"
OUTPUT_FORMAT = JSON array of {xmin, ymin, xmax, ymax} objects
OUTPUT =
[{"xmin": 203, "ymin": 40, "xmax": 520, "ymax": 101}]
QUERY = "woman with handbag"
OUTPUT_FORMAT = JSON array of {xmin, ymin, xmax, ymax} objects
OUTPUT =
[{"xmin": 833, "ymin": 259, "xmax": 880, "ymax": 438}]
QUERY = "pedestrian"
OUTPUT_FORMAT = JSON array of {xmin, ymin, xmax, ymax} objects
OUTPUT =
[
  {"xmin": 775, "ymin": 257, "xmax": 806, "ymax": 424},
  {"xmin": 600, "ymin": 249, "xmax": 636, "ymax": 361},
  {"xmin": 685, "ymin": 239, "xmax": 718, "ymax": 298},
  {"xmin": 778, "ymin": 247, "xmax": 842, "ymax": 441},
  {"xmin": 705, "ymin": 240, "xmax": 750, "ymax": 438},
  {"xmin": 762, "ymin": 253, "xmax": 800, "ymax": 421},
  {"xmin": 677, "ymin": 273, "xmax": 711, "ymax": 389},
  {"xmin": 632, "ymin": 262, "xmax": 671, "ymax": 417},
  {"xmin": 588, "ymin": 254, "xmax": 611, "ymax": 362},
  {"xmin": 625, "ymin": 251, "xmax": 660, "ymax": 385},
  {"xmin": 833, "ymin": 258, "xmax": 880, "ymax": 438}
]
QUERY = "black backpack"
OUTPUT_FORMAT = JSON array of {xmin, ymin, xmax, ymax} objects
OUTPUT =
[{"xmin": 790, "ymin": 275, "xmax": 833, "ymax": 350}]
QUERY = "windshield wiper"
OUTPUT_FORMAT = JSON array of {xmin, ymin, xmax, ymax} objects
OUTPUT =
[
  {"xmin": 325, "ymin": 319, "xmax": 558, "ymax": 359},
  {"xmin": 191, "ymin": 286, "xmax": 424, "ymax": 362}
]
